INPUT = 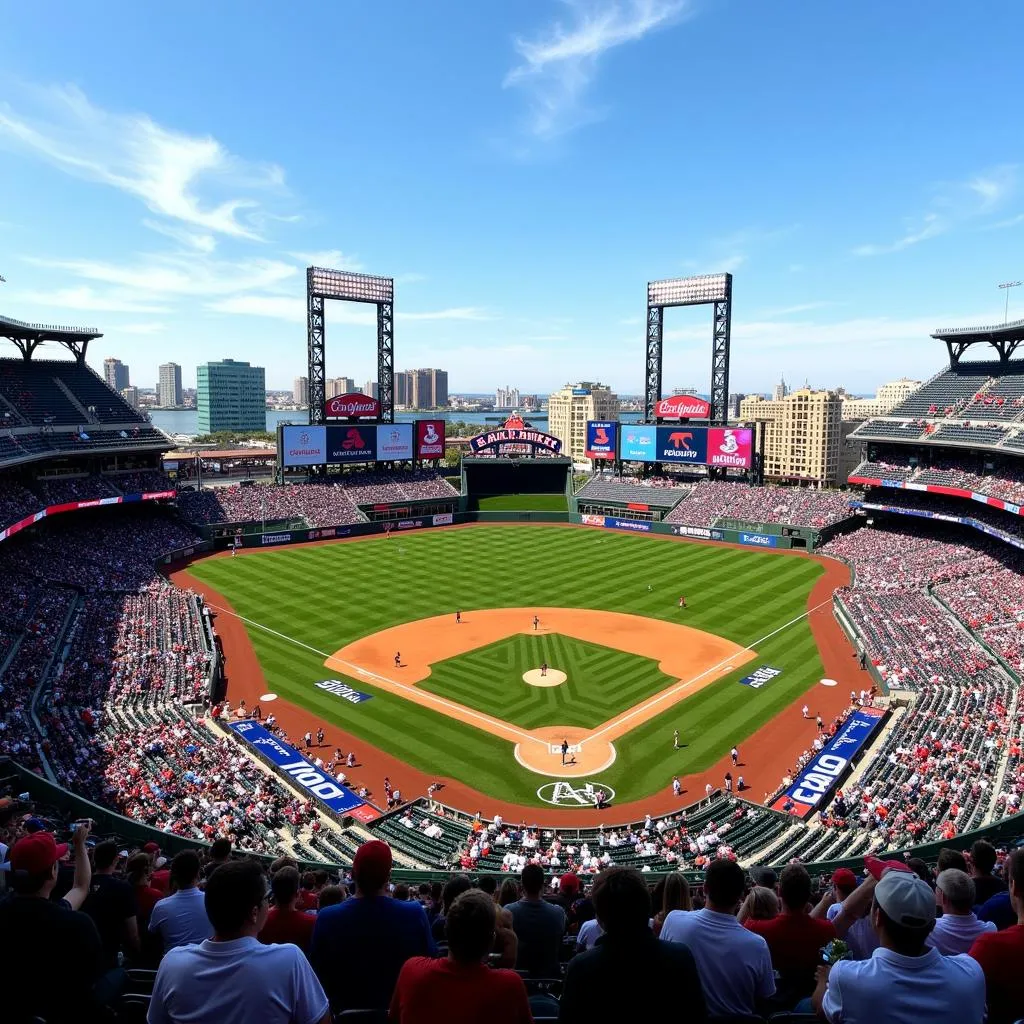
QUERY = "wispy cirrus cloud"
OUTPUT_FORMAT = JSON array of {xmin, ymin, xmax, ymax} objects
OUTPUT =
[
  {"xmin": 207, "ymin": 294, "xmax": 494, "ymax": 325},
  {"xmin": 288, "ymin": 249, "xmax": 364, "ymax": 271},
  {"xmin": 504, "ymin": 0, "xmax": 690, "ymax": 140},
  {"xmin": 0, "ymin": 84, "xmax": 288, "ymax": 240},
  {"xmin": 854, "ymin": 164, "xmax": 1019, "ymax": 256}
]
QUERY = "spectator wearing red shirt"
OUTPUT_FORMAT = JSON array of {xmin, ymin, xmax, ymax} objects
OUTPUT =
[
  {"xmin": 296, "ymin": 870, "xmax": 320, "ymax": 912},
  {"xmin": 390, "ymin": 889, "xmax": 531, "ymax": 1024},
  {"xmin": 745, "ymin": 863, "xmax": 835, "ymax": 1007},
  {"xmin": 969, "ymin": 848, "xmax": 1024, "ymax": 1024},
  {"xmin": 259, "ymin": 867, "xmax": 316, "ymax": 955}
]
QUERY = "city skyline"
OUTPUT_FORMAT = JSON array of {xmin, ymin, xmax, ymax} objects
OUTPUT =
[{"xmin": 1, "ymin": 2, "xmax": 1021, "ymax": 396}]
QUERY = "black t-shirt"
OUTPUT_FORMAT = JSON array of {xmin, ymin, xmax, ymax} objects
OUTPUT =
[
  {"xmin": 508, "ymin": 898, "xmax": 566, "ymax": 977},
  {"xmin": 0, "ymin": 893, "xmax": 105, "ymax": 1024},
  {"xmin": 82, "ymin": 873, "xmax": 137, "ymax": 966},
  {"xmin": 972, "ymin": 874, "xmax": 1007, "ymax": 906}
]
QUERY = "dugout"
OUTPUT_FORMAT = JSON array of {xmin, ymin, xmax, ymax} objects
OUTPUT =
[{"xmin": 463, "ymin": 456, "xmax": 571, "ymax": 505}]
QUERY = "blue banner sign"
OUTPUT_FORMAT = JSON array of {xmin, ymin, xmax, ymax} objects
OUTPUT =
[
  {"xmin": 585, "ymin": 421, "xmax": 618, "ymax": 461},
  {"xmin": 774, "ymin": 708, "xmax": 884, "ymax": 817},
  {"xmin": 229, "ymin": 720, "xmax": 365, "ymax": 814},
  {"xmin": 739, "ymin": 532, "xmax": 777, "ymax": 548},
  {"xmin": 315, "ymin": 679, "xmax": 373, "ymax": 704},
  {"xmin": 655, "ymin": 425, "xmax": 709, "ymax": 464},
  {"xmin": 619, "ymin": 425, "xmax": 658, "ymax": 462},
  {"xmin": 605, "ymin": 517, "xmax": 652, "ymax": 532},
  {"xmin": 739, "ymin": 666, "xmax": 782, "ymax": 688}
]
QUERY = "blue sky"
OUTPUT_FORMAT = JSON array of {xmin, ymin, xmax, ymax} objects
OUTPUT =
[{"xmin": 1, "ymin": 1, "xmax": 1022, "ymax": 396}]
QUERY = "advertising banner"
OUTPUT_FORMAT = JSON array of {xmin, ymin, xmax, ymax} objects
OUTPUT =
[
  {"xmin": 581, "ymin": 514, "xmax": 607, "ymax": 527},
  {"xmin": 772, "ymin": 708, "xmax": 884, "ymax": 817},
  {"xmin": 281, "ymin": 425, "xmax": 327, "ymax": 467},
  {"xmin": 672, "ymin": 525, "xmax": 712, "ymax": 539},
  {"xmin": 619, "ymin": 425, "xmax": 657, "ymax": 462},
  {"xmin": 375, "ymin": 423, "xmax": 414, "ymax": 461},
  {"xmin": 314, "ymin": 679, "xmax": 373, "ymax": 704},
  {"xmin": 739, "ymin": 666, "xmax": 782, "ymax": 689},
  {"xmin": 229, "ymin": 721, "xmax": 365, "ymax": 814},
  {"xmin": 432, "ymin": 513, "xmax": 454, "ymax": 526},
  {"xmin": 468, "ymin": 428, "xmax": 562, "ymax": 454},
  {"xmin": 326, "ymin": 424, "xmax": 377, "ymax": 463},
  {"xmin": 324, "ymin": 393, "xmax": 381, "ymax": 418},
  {"xmin": 606, "ymin": 518, "xmax": 652, "ymax": 532},
  {"xmin": 654, "ymin": 395, "xmax": 711, "ymax": 419},
  {"xmin": 655, "ymin": 426, "xmax": 709, "ymax": 464},
  {"xmin": 416, "ymin": 420, "xmax": 446, "ymax": 459},
  {"xmin": 707, "ymin": 428, "xmax": 753, "ymax": 469},
  {"xmin": 739, "ymin": 532, "xmax": 777, "ymax": 548},
  {"xmin": 585, "ymin": 421, "xmax": 618, "ymax": 461},
  {"xmin": 261, "ymin": 533, "xmax": 292, "ymax": 546}
]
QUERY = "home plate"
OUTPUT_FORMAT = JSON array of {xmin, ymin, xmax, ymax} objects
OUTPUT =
[
  {"xmin": 820, "ymin": 678, "xmax": 838, "ymax": 687},
  {"xmin": 259, "ymin": 693, "xmax": 279, "ymax": 701}
]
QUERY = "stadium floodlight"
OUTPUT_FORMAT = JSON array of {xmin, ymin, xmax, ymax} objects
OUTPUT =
[
  {"xmin": 999, "ymin": 280, "xmax": 1022, "ymax": 325},
  {"xmin": 648, "ymin": 274, "xmax": 730, "ymax": 308},
  {"xmin": 308, "ymin": 267, "xmax": 394, "ymax": 304}
]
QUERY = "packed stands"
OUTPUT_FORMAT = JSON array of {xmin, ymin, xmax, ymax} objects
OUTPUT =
[
  {"xmin": 177, "ymin": 482, "xmax": 367, "ymax": 527},
  {"xmin": 338, "ymin": 469, "xmax": 460, "ymax": 503},
  {"xmin": 664, "ymin": 480, "xmax": 855, "ymax": 529}
]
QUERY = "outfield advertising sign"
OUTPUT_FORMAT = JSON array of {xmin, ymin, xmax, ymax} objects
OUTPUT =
[
  {"xmin": 739, "ymin": 532, "xmax": 777, "ymax": 548},
  {"xmin": 281, "ymin": 425, "xmax": 328, "ymax": 467},
  {"xmin": 606, "ymin": 518, "xmax": 652, "ymax": 532},
  {"xmin": 315, "ymin": 679, "xmax": 373, "ymax": 704},
  {"xmin": 773, "ymin": 707, "xmax": 884, "ymax": 817},
  {"xmin": 619, "ymin": 425, "xmax": 658, "ymax": 462},
  {"xmin": 585, "ymin": 421, "xmax": 617, "ymax": 461},
  {"xmin": 375, "ymin": 423, "xmax": 413, "ymax": 461},
  {"xmin": 229, "ymin": 721, "xmax": 366, "ymax": 814}
]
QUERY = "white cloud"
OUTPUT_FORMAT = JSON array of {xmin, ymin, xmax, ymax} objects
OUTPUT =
[
  {"xmin": 206, "ymin": 295, "xmax": 493, "ymax": 325},
  {"xmin": 118, "ymin": 322, "xmax": 167, "ymax": 335},
  {"xmin": 504, "ymin": 0, "xmax": 689, "ymax": 139},
  {"xmin": 0, "ymin": 84, "xmax": 287, "ymax": 239},
  {"xmin": 9, "ymin": 286, "xmax": 170, "ymax": 314},
  {"xmin": 854, "ymin": 165, "xmax": 1018, "ymax": 256},
  {"xmin": 143, "ymin": 219, "xmax": 217, "ymax": 254},
  {"xmin": 288, "ymin": 249, "xmax": 364, "ymax": 271},
  {"xmin": 402, "ymin": 307, "xmax": 493, "ymax": 322}
]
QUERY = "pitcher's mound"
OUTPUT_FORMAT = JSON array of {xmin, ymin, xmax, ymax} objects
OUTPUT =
[{"xmin": 523, "ymin": 668, "xmax": 567, "ymax": 688}]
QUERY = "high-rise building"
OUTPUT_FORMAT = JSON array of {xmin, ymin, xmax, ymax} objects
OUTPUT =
[
  {"xmin": 364, "ymin": 380, "xmax": 379, "ymax": 400},
  {"xmin": 740, "ymin": 388, "xmax": 843, "ymax": 485},
  {"xmin": 496, "ymin": 386, "xmax": 521, "ymax": 409},
  {"xmin": 293, "ymin": 376, "xmax": 309, "ymax": 406},
  {"xmin": 103, "ymin": 357, "xmax": 130, "ymax": 393},
  {"xmin": 121, "ymin": 386, "xmax": 140, "ymax": 409},
  {"xmin": 325, "ymin": 376, "xmax": 357, "ymax": 398},
  {"xmin": 728, "ymin": 393, "xmax": 747, "ymax": 419},
  {"xmin": 410, "ymin": 369, "xmax": 433, "ymax": 409},
  {"xmin": 840, "ymin": 378, "xmax": 922, "ymax": 420},
  {"xmin": 772, "ymin": 376, "xmax": 789, "ymax": 402},
  {"xmin": 547, "ymin": 382, "xmax": 620, "ymax": 464},
  {"xmin": 158, "ymin": 362, "xmax": 183, "ymax": 408},
  {"xmin": 196, "ymin": 359, "xmax": 266, "ymax": 434},
  {"xmin": 394, "ymin": 371, "xmax": 412, "ymax": 407},
  {"xmin": 430, "ymin": 369, "xmax": 448, "ymax": 409}
]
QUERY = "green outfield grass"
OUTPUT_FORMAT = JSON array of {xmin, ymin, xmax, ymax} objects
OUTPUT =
[
  {"xmin": 474, "ymin": 493, "xmax": 568, "ymax": 511},
  {"xmin": 184, "ymin": 525, "xmax": 827, "ymax": 806},
  {"xmin": 420, "ymin": 634, "xmax": 673, "ymax": 730}
]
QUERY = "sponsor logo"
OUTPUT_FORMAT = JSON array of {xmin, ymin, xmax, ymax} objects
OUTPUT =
[
  {"xmin": 607, "ymin": 518, "xmax": 651, "ymax": 532},
  {"xmin": 375, "ymin": 423, "xmax": 413, "ymax": 460},
  {"xmin": 581, "ymin": 514, "xmax": 606, "ymax": 527},
  {"xmin": 397, "ymin": 519, "xmax": 422, "ymax": 530},
  {"xmin": 666, "ymin": 431, "xmax": 694, "ymax": 450},
  {"xmin": 309, "ymin": 528, "xmax": 337, "ymax": 540},
  {"xmin": 315, "ymin": 679, "xmax": 373, "ymax": 704},
  {"xmin": 537, "ymin": 781, "xmax": 616, "ymax": 806},
  {"xmin": 711, "ymin": 529, "xmax": 725, "ymax": 540},
  {"xmin": 341, "ymin": 428, "xmax": 367, "ymax": 450},
  {"xmin": 432, "ymin": 513, "xmax": 453, "ymax": 526},
  {"xmin": 673, "ymin": 525, "xmax": 711, "ymax": 539},
  {"xmin": 262, "ymin": 532, "xmax": 292, "ymax": 545},
  {"xmin": 739, "ymin": 532, "xmax": 776, "ymax": 547},
  {"xmin": 324, "ymin": 393, "xmax": 381, "ymax": 418},
  {"xmin": 654, "ymin": 395, "xmax": 711, "ymax": 419},
  {"xmin": 739, "ymin": 666, "xmax": 782, "ymax": 689},
  {"xmin": 468, "ymin": 428, "xmax": 562, "ymax": 453},
  {"xmin": 593, "ymin": 427, "xmax": 610, "ymax": 445},
  {"xmin": 708, "ymin": 428, "xmax": 752, "ymax": 468},
  {"xmin": 417, "ymin": 420, "xmax": 445, "ymax": 458}
]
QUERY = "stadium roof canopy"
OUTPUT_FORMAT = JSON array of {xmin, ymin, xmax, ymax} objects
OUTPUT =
[
  {"xmin": 0, "ymin": 312, "xmax": 102, "ymax": 362},
  {"xmin": 932, "ymin": 317, "xmax": 1024, "ymax": 365}
]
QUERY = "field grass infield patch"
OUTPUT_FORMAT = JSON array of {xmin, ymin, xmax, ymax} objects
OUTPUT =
[{"xmin": 419, "ymin": 633, "xmax": 673, "ymax": 730}]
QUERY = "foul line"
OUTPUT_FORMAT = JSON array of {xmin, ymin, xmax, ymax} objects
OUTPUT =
[
  {"xmin": 583, "ymin": 595, "xmax": 837, "ymax": 746},
  {"xmin": 203, "ymin": 602, "xmax": 544, "ymax": 747}
]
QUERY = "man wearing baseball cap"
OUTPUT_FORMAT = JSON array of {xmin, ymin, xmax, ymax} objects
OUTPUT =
[
  {"xmin": 813, "ymin": 858, "xmax": 985, "ymax": 1023},
  {"xmin": 0, "ymin": 821, "xmax": 106, "ymax": 1024},
  {"xmin": 823, "ymin": 868, "xmax": 879, "ymax": 961},
  {"xmin": 310, "ymin": 840, "xmax": 435, "ymax": 1014}
]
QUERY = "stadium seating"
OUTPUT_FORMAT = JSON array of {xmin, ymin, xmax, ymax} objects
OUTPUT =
[
  {"xmin": 888, "ymin": 362, "xmax": 1004, "ymax": 419},
  {"xmin": 177, "ymin": 482, "xmax": 368, "ymax": 527},
  {"xmin": 575, "ymin": 476, "xmax": 691, "ymax": 508},
  {"xmin": 664, "ymin": 481, "xmax": 855, "ymax": 529}
]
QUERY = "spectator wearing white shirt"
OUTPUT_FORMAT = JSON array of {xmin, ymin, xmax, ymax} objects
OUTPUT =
[
  {"xmin": 661, "ymin": 858, "xmax": 775, "ymax": 1017},
  {"xmin": 813, "ymin": 864, "xmax": 985, "ymax": 1024},
  {"xmin": 149, "ymin": 859, "xmax": 329, "ymax": 1024},
  {"xmin": 148, "ymin": 850, "xmax": 212, "ymax": 952},
  {"xmin": 928, "ymin": 869, "xmax": 996, "ymax": 955}
]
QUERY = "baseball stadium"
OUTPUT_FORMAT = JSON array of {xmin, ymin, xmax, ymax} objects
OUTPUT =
[{"xmin": 2, "ymin": 273, "xmax": 1024, "ymax": 893}]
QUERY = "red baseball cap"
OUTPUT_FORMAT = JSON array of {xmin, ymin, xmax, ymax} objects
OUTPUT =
[
  {"xmin": 831, "ymin": 868, "xmax": 858, "ymax": 889},
  {"xmin": 865, "ymin": 855, "xmax": 912, "ymax": 881},
  {"xmin": 352, "ymin": 840, "xmax": 393, "ymax": 889},
  {"xmin": 10, "ymin": 832, "xmax": 68, "ymax": 874},
  {"xmin": 142, "ymin": 842, "xmax": 160, "ymax": 855}
]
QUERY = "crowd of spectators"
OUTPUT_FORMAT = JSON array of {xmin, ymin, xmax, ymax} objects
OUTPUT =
[
  {"xmin": 3, "ymin": 799, "xmax": 1022, "ymax": 1024},
  {"xmin": 338, "ymin": 470, "xmax": 460, "ymax": 503},
  {"xmin": 666, "ymin": 480, "xmax": 856, "ymax": 529},
  {"xmin": 177, "ymin": 482, "xmax": 367, "ymax": 527}
]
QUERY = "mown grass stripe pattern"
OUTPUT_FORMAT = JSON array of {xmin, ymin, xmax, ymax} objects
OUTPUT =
[{"xmin": 186, "ymin": 526, "xmax": 825, "ymax": 805}]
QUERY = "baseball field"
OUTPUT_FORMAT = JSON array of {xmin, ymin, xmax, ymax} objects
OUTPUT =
[{"xmin": 182, "ymin": 525, "xmax": 835, "ymax": 809}]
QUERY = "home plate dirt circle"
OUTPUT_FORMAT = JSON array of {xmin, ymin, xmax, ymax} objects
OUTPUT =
[{"xmin": 523, "ymin": 668, "xmax": 567, "ymax": 687}]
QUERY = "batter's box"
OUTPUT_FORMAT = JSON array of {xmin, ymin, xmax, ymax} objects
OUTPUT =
[{"xmin": 549, "ymin": 743, "xmax": 581, "ymax": 754}]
